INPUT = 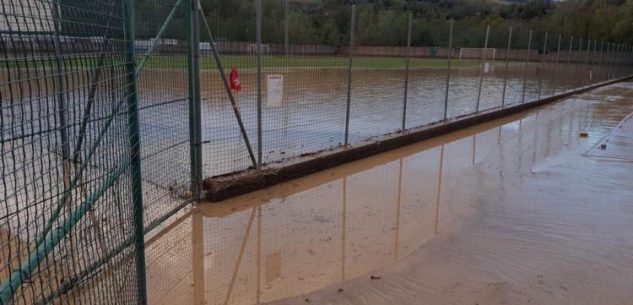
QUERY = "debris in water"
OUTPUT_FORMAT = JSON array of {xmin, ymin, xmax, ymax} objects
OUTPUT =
[
  {"xmin": 600, "ymin": 143, "xmax": 607, "ymax": 150},
  {"xmin": 370, "ymin": 275, "xmax": 381, "ymax": 280},
  {"xmin": 579, "ymin": 132, "xmax": 589, "ymax": 138}
]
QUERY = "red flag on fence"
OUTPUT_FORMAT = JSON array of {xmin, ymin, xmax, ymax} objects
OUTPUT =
[{"xmin": 229, "ymin": 66, "xmax": 242, "ymax": 92}]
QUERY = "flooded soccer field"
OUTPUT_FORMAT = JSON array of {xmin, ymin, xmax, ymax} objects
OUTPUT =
[
  {"xmin": 137, "ymin": 61, "xmax": 600, "ymax": 179},
  {"xmin": 4, "ymin": 1, "xmax": 633, "ymax": 304},
  {"xmin": 0, "ymin": 58, "xmax": 607, "ymax": 187},
  {"xmin": 1, "ymin": 57, "xmax": 625, "ymax": 305},
  {"xmin": 144, "ymin": 81, "xmax": 633, "ymax": 305},
  {"xmin": 0, "ymin": 60, "xmax": 601, "ymax": 229}
]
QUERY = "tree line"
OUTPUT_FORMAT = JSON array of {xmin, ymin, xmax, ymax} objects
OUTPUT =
[
  {"xmin": 200, "ymin": 0, "xmax": 633, "ymax": 49},
  {"xmin": 58, "ymin": 0, "xmax": 633, "ymax": 49}
]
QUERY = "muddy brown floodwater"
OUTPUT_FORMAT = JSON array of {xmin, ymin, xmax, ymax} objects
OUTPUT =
[
  {"xmin": 137, "ymin": 62, "xmax": 598, "ymax": 178},
  {"xmin": 0, "ymin": 62, "xmax": 600, "ymax": 190},
  {"xmin": 144, "ymin": 81, "xmax": 633, "ymax": 305}
]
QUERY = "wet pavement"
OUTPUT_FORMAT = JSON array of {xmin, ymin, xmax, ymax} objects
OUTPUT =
[{"xmin": 144, "ymin": 81, "xmax": 633, "ymax": 305}]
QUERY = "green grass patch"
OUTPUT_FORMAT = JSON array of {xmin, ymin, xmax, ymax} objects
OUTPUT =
[
  {"xmin": 142, "ymin": 55, "xmax": 481, "ymax": 70},
  {"xmin": 3, "ymin": 55, "xmax": 481, "ymax": 71}
]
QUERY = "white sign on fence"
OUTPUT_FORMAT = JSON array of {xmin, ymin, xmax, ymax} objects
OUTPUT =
[
  {"xmin": 267, "ymin": 75, "xmax": 284, "ymax": 107},
  {"xmin": 484, "ymin": 62, "xmax": 490, "ymax": 73}
]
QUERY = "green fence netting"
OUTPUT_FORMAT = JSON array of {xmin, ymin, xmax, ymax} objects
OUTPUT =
[
  {"xmin": 3, "ymin": 0, "xmax": 633, "ymax": 304},
  {"xmin": 0, "ymin": 0, "xmax": 150, "ymax": 304}
]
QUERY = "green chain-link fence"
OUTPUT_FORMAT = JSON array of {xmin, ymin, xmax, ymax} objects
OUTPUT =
[
  {"xmin": 2, "ymin": 0, "xmax": 633, "ymax": 305},
  {"xmin": 1, "ymin": 0, "xmax": 148, "ymax": 304}
]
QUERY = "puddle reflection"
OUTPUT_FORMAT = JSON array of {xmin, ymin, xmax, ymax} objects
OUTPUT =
[{"xmin": 145, "ymin": 91, "xmax": 625, "ymax": 305}]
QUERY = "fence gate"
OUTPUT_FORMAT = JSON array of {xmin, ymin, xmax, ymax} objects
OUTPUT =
[{"xmin": 1, "ymin": 0, "xmax": 149, "ymax": 304}]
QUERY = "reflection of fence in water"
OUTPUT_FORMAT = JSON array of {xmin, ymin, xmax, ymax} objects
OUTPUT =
[{"xmin": 147, "ymin": 102, "xmax": 593, "ymax": 305}]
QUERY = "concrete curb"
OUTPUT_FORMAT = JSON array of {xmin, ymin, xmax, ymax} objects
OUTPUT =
[{"xmin": 203, "ymin": 76, "xmax": 633, "ymax": 202}]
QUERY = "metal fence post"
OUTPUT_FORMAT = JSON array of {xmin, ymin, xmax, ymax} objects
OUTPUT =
[
  {"xmin": 629, "ymin": 46, "xmax": 632, "ymax": 75},
  {"xmin": 50, "ymin": 0, "xmax": 73, "ymax": 207},
  {"xmin": 616, "ymin": 44, "xmax": 620, "ymax": 78},
  {"xmin": 501, "ymin": 27, "xmax": 512, "ymax": 107},
  {"xmin": 617, "ymin": 44, "xmax": 623, "ymax": 77},
  {"xmin": 574, "ymin": 38, "xmax": 582, "ymax": 87},
  {"xmin": 609, "ymin": 43, "xmax": 616, "ymax": 79},
  {"xmin": 623, "ymin": 45, "xmax": 627, "ymax": 77},
  {"xmin": 620, "ymin": 44, "xmax": 625, "ymax": 77},
  {"xmin": 550, "ymin": 35, "xmax": 561, "ymax": 95},
  {"xmin": 284, "ymin": 0, "xmax": 289, "ymax": 56},
  {"xmin": 615, "ymin": 43, "xmax": 624, "ymax": 78},
  {"xmin": 521, "ymin": 30, "xmax": 533, "ymax": 104},
  {"xmin": 612, "ymin": 43, "xmax": 617, "ymax": 79},
  {"xmin": 564, "ymin": 36, "xmax": 573, "ymax": 91},
  {"xmin": 591, "ymin": 40, "xmax": 597, "ymax": 83},
  {"xmin": 604, "ymin": 42, "xmax": 613, "ymax": 80},
  {"xmin": 622, "ymin": 45, "xmax": 630, "ymax": 75},
  {"xmin": 626, "ymin": 46, "xmax": 631, "ymax": 74},
  {"xmin": 537, "ymin": 32, "xmax": 548, "ymax": 98},
  {"xmin": 585, "ymin": 39, "xmax": 592, "ymax": 85},
  {"xmin": 624, "ymin": 46, "xmax": 631, "ymax": 75},
  {"xmin": 615, "ymin": 43, "xmax": 620, "ymax": 77},
  {"xmin": 625, "ymin": 46, "xmax": 631, "ymax": 75},
  {"xmin": 612, "ymin": 43, "xmax": 616, "ymax": 78},
  {"xmin": 585, "ymin": 39, "xmax": 591, "ymax": 85},
  {"xmin": 621, "ymin": 44, "xmax": 625, "ymax": 77},
  {"xmin": 344, "ymin": 5, "xmax": 356, "ymax": 145},
  {"xmin": 625, "ymin": 45, "xmax": 628, "ymax": 76},
  {"xmin": 402, "ymin": 12, "xmax": 412, "ymax": 130},
  {"xmin": 256, "ymin": 0, "xmax": 263, "ymax": 168},
  {"xmin": 597, "ymin": 41, "xmax": 604, "ymax": 82},
  {"xmin": 443, "ymin": 19, "xmax": 454, "ymax": 120},
  {"xmin": 615, "ymin": 44, "xmax": 624, "ymax": 78},
  {"xmin": 602, "ymin": 42, "xmax": 609, "ymax": 81},
  {"xmin": 123, "ymin": 0, "xmax": 148, "ymax": 303},
  {"xmin": 625, "ymin": 45, "xmax": 629, "ymax": 76},
  {"xmin": 475, "ymin": 25, "xmax": 490, "ymax": 112},
  {"xmin": 581, "ymin": 39, "xmax": 591, "ymax": 86},
  {"xmin": 617, "ymin": 44, "xmax": 622, "ymax": 77},
  {"xmin": 188, "ymin": 0, "xmax": 203, "ymax": 199},
  {"xmin": 611, "ymin": 43, "xmax": 618, "ymax": 79}
]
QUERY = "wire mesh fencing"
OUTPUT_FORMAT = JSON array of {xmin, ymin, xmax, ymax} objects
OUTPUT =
[
  {"xmin": 196, "ymin": 1, "xmax": 633, "ymax": 181},
  {"xmin": 1, "ymin": 0, "xmax": 147, "ymax": 304},
  {"xmin": 2, "ymin": 0, "xmax": 633, "ymax": 304},
  {"xmin": 134, "ymin": 0, "xmax": 193, "ymax": 232}
]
